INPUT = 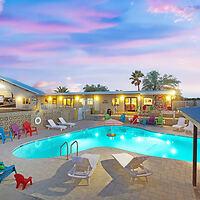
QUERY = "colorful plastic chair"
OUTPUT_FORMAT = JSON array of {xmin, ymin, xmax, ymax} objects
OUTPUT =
[
  {"xmin": 104, "ymin": 114, "xmax": 110, "ymax": 120},
  {"xmin": 0, "ymin": 161, "xmax": 17, "ymax": 184},
  {"xmin": 150, "ymin": 106, "xmax": 154, "ymax": 111},
  {"xmin": 120, "ymin": 114, "xmax": 126, "ymax": 122},
  {"xmin": 137, "ymin": 106, "xmax": 141, "ymax": 111},
  {"xmin": 11, "ymin": 124, "xmax": 26, "ymax": 139},
  {"xmin": 142, "ymin": 120, "xmax": 147, "ymax": 125},
  {"xmin": 130, "ymin": 115, "xmax": 138, "ymax": 124},
  {"xmin": 143, "ymin": 106, "xmax": 146, "ymax": 111},
  {"xmin": 148, "ymin": 116, "xmax": 156, "ymax": 125},
  {"xmin": 156, "ymin": 116, "xmax": 164, "ymax": 125},
  {"xmin": 14, "ymin": 174, "xmax": 32, "ymax": 190},
  {"xmin": 0, "ymin": 127, "xmax": 13, "ymax": 144},
  {"xmin": 24, "ymin": 122, "xmax": 38, "ymax": 136},
  {"xmin": 167, "ymin": 106, "xmax": 172, "ymax": 111}
]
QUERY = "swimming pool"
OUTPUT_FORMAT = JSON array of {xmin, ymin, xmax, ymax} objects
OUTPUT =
[{"xmin": 13, "ymin": 126, "xmax": 200, "ymax": 162}]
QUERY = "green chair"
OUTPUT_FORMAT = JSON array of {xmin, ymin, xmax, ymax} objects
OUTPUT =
[
  {"xmin": 156, "ymin": 116, "xmax": 164, "ymax": 125},
  {"xmin": 150, "ymin": 106, "xmax": 154, "ymax": 111},
  {"xmin": 104, "ymin": 114, "xmax": 110, "ymax": 120}
]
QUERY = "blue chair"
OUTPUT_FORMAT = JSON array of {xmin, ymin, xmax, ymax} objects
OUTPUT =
[
  {"xmin": 142, "ymin": 120, "xmax": 147, "ymax": 125},
  {"xmin": 0, "ymin": 127, "xmax": 13, "ymax": 144},
  {"xmin": 120, "ymin": 114, "xmax": 126, "ymax": 122},
  {"xmin": 0, "ymin": 161, "xmax": 17, "ymax": 184}
]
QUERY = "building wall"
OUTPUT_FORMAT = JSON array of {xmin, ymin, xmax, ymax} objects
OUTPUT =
[
  {"xmin": 0, "ymin": 80, "xmax": 36, "ymax": 109},
  {"xmin": 0, "ymin": 108, "xmax": 76, "ymax": 132},
  {"xmin": 36, "ymin": 93, "xmax": 172, "ymax": 114}
]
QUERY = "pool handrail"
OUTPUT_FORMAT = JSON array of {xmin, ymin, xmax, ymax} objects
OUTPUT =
[
  {"xmin": 70, "ymin": 140, "xmax": 78, "ymax": 157},
  {"xmin": 60, "ymin": 142, "xmax": 69, "ymax": 160}
]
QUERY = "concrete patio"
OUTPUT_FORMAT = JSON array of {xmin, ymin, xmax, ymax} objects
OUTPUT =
[{"xmin": 0, "ymin": 120, "xmax": 200, "ymax": 200}]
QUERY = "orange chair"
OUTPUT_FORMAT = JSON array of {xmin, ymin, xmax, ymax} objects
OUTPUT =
[
  {"xmin": 14, "ymin": 174, "xmax": 32, "ymax": 190},
  {"xmin": 24, "ymin": 122, "xmax": 38, "ymax": 136}
]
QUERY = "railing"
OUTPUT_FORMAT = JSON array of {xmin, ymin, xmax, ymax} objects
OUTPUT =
[
  {"xmin": 60, "ymin": 142, "xmax": 69, "ymax": 160},
  {"xmin": 70, "ymin": 140, "xmax": 78, "ymax": 156}
]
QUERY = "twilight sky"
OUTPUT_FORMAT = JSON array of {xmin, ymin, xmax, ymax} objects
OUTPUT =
[{"xmin": 0, "ymin": 0, "xmax": 200, "ymax": 97}]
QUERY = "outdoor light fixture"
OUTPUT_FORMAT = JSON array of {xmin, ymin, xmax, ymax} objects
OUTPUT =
[
  {"xmin": 59, "ymin": 96, "xmax": 63, "ymax": 101},
  {"xmin": 94, "ymin": 96, "xmax": 99, "ymax": 101},
  {"xmin": 17, "ymin": 97, "xmax": 22, "ymax": 101},
  {"xmin": 0, "ymin": 84, "xmax": 5, "ymax": 89},
  {"xmin": 166, "ymin": 95, "xmax": 171, "ymax": 101},
  {"xmin": 48, "ymin": 96, "xmax": 52, "ymax": 101},
  {"xmin": 138, "ymin": 95, "xmax": 141, "ymax": 101},
  {"xmin": 75, "ymin": 96, "xmax": 80, "ymax": 101},
  {"xmin": 120, "ymin": 96, "xmax": 124, "ymax": 101}
]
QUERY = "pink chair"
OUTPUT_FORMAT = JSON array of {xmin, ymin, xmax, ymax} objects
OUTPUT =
[{"xmin": 11, "ymin": 124, "xmax": 26, "ymax": 139}]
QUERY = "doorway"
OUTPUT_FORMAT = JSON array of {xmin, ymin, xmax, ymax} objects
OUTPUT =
[{"xmin": 125, "ymin": 97, "xmax": 137, "ymax": 111}]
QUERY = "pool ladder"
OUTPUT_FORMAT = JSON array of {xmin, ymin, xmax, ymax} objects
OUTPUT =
[{"xmin": 60, "ymin": 141, "xmax": 78, "ymax": 160}]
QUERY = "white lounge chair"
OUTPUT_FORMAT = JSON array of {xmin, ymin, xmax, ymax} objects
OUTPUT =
[
  {"xmin": 184, "ymin": 121, "xmax": 194, "ymax": 133},
  {"xmin": 67, "ymin": 154, "xmax": 100, "ymax": 185},
  {"xmin": 172, "ymin": 117, "xmax": 185, "ymax": 130},
  {"xmin": 112, "ymin": 153, "xmax": 152, "ymax": 183},
  {"xmin": 58, "ymin": 117, "xmax": 76, "ymax": 127},
  {"xmin": 46, "ymin": 119, "xmax": 67, "ymax": 131}
]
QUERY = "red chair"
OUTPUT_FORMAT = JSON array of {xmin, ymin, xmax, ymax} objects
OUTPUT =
[
  {"xmin": 24, "ymin": 122, "xmax": 38, "ymax": 136},
  {"xmin": 130, "ymin": 115, "xmax": 138, "ymax": 124},
  {"xmin": 167, "ymin": 106, "xmax": 172, "ymax": 111},
  {"xmin": 14, "ymin": 174, "xmax": 32, "ymax": 190},
  {"xmin": 143, "ymin": 105, "xmax": 146, "ymax": 111}
]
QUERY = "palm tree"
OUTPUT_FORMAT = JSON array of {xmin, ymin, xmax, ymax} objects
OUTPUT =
[
  {"xmin": 129, "ymin": 70, "xmax": 144, "ymax": 91},
  {"xmin": 142, "ymin": 71, "xmax": 161, "ymax": 90},
  {"xmin": 83, "ymin": 84, "xmax": 109, "ymax": 92},
  {"xmin": 54, "ymin": 86, "xmax": 69, "ymax": 93},
  {"xmin": 142, "ymin": 71, "xmax": 181, "ymax": 91}
]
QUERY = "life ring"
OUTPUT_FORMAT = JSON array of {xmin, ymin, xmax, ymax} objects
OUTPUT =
[{"xmin": 35, "ymin": 117, "xmax": 42, "ymax": 125}]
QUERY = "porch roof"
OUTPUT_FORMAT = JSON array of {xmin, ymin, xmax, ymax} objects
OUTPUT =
[{"xmin": 38, "ymin": 90, "xmax": 174, "ymax": 96}]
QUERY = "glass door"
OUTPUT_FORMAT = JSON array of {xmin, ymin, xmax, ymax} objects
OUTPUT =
[{"xmin": 125, "ymin": 97, "xmax": 137, "ymax": 111}]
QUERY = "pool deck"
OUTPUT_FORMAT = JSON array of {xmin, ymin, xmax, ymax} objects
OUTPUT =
[{"xmin": 0, "ymin": 120, "xmax": 200, "ymax": 200}]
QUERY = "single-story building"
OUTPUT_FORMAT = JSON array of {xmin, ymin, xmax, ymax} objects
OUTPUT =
[
  {"xmin": 0, "ymin": 75, "xmax": 176, "ymax": 113},
  {"xmin": 36, "ymin": 90, "xmax": 176, "ymax": 114},
  {"xmin": 0, "ymin": 75, "xmax": 44, "ymax": 110}
]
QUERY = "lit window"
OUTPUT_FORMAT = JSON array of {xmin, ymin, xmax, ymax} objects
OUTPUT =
[
  {"xmin": 64, "ymin": 98, "xmax": 72, "ymax": 106},
  {"xmin": 79, "ymin": 98, "xmax": 85, "ymax": 105},
  {"xmin": 112, "ymin": 98, "xmax": 119, "ymax": 106},
  {"xmin": 22, "ymin": 98, "xmax": 31, "ymax": 104},
  {"xmin": 125, "ymin": 98, "xmax": 130, "ymax": 105},
  {"xmin": 144, "ymin": 98, "xmax": 153, "ymax": 106},
  {"xmin": 87, "ymin": 98, "xmax": 93, "ymax": 105},
  {"xmin": 52, "ymin": 98, "xmax": 57, "ymax": 104},
  {"xmin": 45, "ymin": 98, "xmax": 48, "ymax": 104}
]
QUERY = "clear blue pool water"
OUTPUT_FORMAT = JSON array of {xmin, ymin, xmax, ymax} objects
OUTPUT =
[{"xmin": 13, "ymin": 126, "xmax": 200, "ymax": 162}]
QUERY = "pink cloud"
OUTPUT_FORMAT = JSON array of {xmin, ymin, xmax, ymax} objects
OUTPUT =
[
  {"xmin": 43, "ymin": 88, "xmax": 55, "ymax": 93},
  {"xmin": 0, "ymin": 5, "xmax": 118, "ymax": 35},
  {"xmin": 0, "ymin": 41, "xmax": 68, "ymax": 61},
  {"xmin": 147, "ymin": 0, "xmax": 199, "ymax": 22},
  {"xmin": 34, "ymin": 81, "xmax": 56, "ymax": 88},
  {"xmin": 0, "ymin": 18, "xmax": 116, "ymax": 34},
  {"xmin": 33, "ymin": 77, "xmax": 82, "ymax": 93},
  {"xmin": 24, "ymin": 42, "xmax": 67, "ymax": 51},
  {"xmin": 107, "ymin": 34, "xmax": 192, "ymax": 49},
  {"xmin": 0, "ymin": 0, "xmax": 5, "ymax": 13}
]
